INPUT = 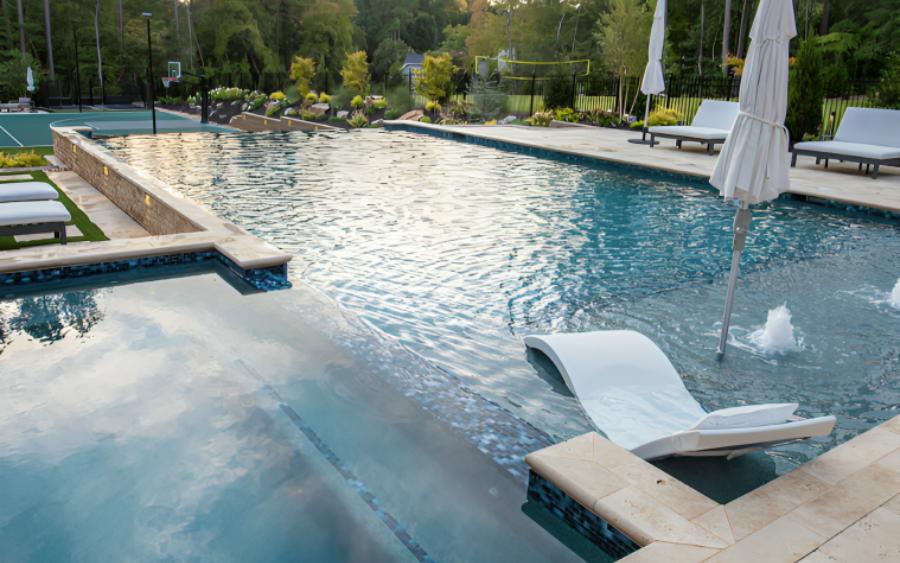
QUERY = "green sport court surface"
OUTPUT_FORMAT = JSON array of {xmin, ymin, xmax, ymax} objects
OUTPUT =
[{"xmin": 0, "ymin": 111, "xmax": 230, "ymax": 147}]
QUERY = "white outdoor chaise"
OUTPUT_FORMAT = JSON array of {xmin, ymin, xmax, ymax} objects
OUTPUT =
[
  {"xmin": 649, "ymin": 100, "xmax": 740, "ymax": 154},
  {"xmin": 0, "ymin": 181, "xmax": 60, "ymax": 203},
  {"xmin": 791, "ymin": 107, "xmax": 900, "ymax": 179},
  {"xmin": 0, "ymin": 201, "xmax": 71, "ymax": 244},
  {"xmin": 524, "ymin": 330, "xmax": 836, "ymax": 460}
]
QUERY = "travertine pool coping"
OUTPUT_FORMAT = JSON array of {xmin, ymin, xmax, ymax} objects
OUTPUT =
[
  {"xmin": 0, "ymin": 126, "xmax": 291, "ymax": 276},
  {"xmin": 387, "ymin": 121, "xmax": 900, "ymax": 215},
  {"xmin": 526, "ymin": 415, "xmax": 900, "ymax": 561}
]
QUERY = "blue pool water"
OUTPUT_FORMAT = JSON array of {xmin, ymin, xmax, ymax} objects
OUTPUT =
[
  {"xmin": 0, "ymin": 265, "xmax": 603, "ymax": 561},
  {"xmin": 101, "ymin": 130, "xmax": 900, "ymax": 473}
]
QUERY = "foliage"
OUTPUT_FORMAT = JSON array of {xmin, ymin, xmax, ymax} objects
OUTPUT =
[
  {"xmin": 425, "ymin": 100, "xmax": 442, "ymax": 113},
  {"xmin": 872, "ymin": 53, "xmax": 900, "ymax": 109},
  {"xmin": 386, "ymin": 84, "xmax": 413, "ymax": 115},
  {"xmin": 419, "ymin": 116, "xmax": 433, "ymax": 123},
  {"xmin": 289, "ymin": 56, "xmax": 317, "ymax": 98},
  {"xmin": 347, "ymin": 110, "xmax": 369, "ymax": 128},
  {"xmin": 468, "ymin": 77, "xmax": 506, "ymax": 120},
  {"xmin": 159, "ymin": 95, "xmax": 185, "ymax": 105},
  {"xmin": 305, "ymin": 92, "xmax": 319, "ymax": 105},
  {"xmin": 528, "ymin": 111, "xmax": 553, "ymax": 127},
  {"xmin": 725, "ymin": 55, "xmax": 745, "ymax": 77},
  {"xmin": 0, "ymin": 51, "xmax": 41, "ymax": 100},
  {"xmin": 0, "ymin": 151, "xmax": 46, "ymax": 168},
  {"xmin": 786, "ymin": 40, "xmax": 825, "ymax": 142},
  {"xmin": 284, "ymin": 107, "xmax": 298, "ymax": 117},
  {"xmin": 341, "ymin": 51, "xmax": 371, "ymax": 96},
  {"xmin": 414, "ymin": 53, "xmax": 456, "ymax": 102},
  {"xmin": 595, "ymin": 0, "xmax": 652, "ymax": 115},
  {"xmin": 270, "ymin": 91, "xmax": 287, "ymax": 102},
  {"xmin": 554, "ymin": 107, "xmax": 578, "ymax": 123},
  {"xmin": 264, "ymin": 101, "xmax": 283, "ymax": 117},
  {"xmin": 248, "ymin": 92, "xmax": 268, "ymax": 111},
  {"xmin": 372, "ymin": 38, "xmax": 411, "ymax": 84},
  {"xmin": 372, "ymin": 98, "xmax": 388, "ymax": 110},
  {"xmin": 210, "ymin": 87, "xmax": 249, "ymax": 103},
  {"xmin": 440, "ymin": 24, "xmax": 470, "ymax": 53},
  {"xmin": 542, "ymin": 75, "xmax": 573, "ymax": 110},
  {"xmin": 301, "ymin": 110, "xmax": 321, "ymax": 121},
  {"xmin": 631, "ymin": 107, "xmax": 683, "ymax": 128},
  {"xmin": 447, "ymin": 100, "xmax": 470, "ymax": 120},
  {"xmin": 351, "ymin": 95, "xmax": 365, "ymax": 109},
  {"xmin": 319, "ymin": 92, "xmax": 332, "ymax": 104},
  {"xmin": 332, "ymin": 86, "xmax": 356, "ymax": 110}
]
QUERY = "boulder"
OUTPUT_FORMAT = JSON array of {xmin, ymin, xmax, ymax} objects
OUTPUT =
[
  {"xmin": 309, "ymin": 102, "xmax": 330, "ymax": 116},
  {"xmin": 399, "ymin": 109, "xmax": 424, "ymax": 121},
  {"xmin": 499, "ymin": 115, "xmax": 517, "ymax": 125},
  {"xmin": 336, "ymin": 110, "xmax": 349, "ymax": 119}
]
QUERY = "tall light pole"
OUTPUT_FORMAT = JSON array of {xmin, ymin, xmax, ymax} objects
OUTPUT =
[{"xmin": 143, "ymin": 12, "xmax": 157, "ymax": 134}]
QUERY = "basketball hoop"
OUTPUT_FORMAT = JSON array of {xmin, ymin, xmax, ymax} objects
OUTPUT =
[
  {"xmin": 161, "ymin": 76, "xmax": 177, "ymax": 89},
  {"xmin": 162, "ymin": 61, "xmax": 182, "ymax": 89}
]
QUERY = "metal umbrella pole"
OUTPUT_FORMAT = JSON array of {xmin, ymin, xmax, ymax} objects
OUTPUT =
[{"xmin": 716, "ymin": 200, "xmax": 751, "ymax": 358}]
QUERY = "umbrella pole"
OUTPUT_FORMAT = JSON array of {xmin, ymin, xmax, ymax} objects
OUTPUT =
[
  {"xmin": 642, "ymin": 95, "xmax": 651, "ymax": 141},
  {"xmin": 717, "ymin": 201, "xmax": 752, "ymax": 358}
]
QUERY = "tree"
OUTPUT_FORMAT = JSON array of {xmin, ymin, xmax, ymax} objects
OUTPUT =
[
  {"xmin": 414, "ymin": 52, "xmax": 454, "ymax": 102},
  {"xmin": 873, "ymin": 52, "xmax": 900, "ymax": 109},
  {"xmin": 340, "ymin": 50, "xmax": 370, "ymax": 96},
  {"xmin": 43, "ymin": 0, "xmax": 53, "ymax": 80},
  {"xmin": 786, "ymin": 39, "xmax": 824, "ymax": 142},
  {"xmin": 372, "ymin": 37, "xmax": 409, "ymax": 84},
  {"xmin": 595, "ymin": 0, "xmax": 651, "ymax": 116},
  {"xmin": 721, "ymin": 0, "xmax": 732, "ymax": 73},
  {"xmin": 15, "ymin": 0, "xmax": 23, "ymax": 54},
  {"xmin": 94, "ymin": 0, "xmax": 104, "ymax": 100},
  {"xmin": 289, "ymin": 55, "xmax": 315, "ymax": 96}
]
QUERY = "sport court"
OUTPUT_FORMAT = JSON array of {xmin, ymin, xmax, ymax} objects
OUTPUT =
[{"xmin": 0, "ymin": 110, "xmax": 230, "ymax": 148}]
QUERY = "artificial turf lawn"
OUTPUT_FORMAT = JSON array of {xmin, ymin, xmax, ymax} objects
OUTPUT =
[{"xmin": 0, "ymin": 169, "xmax": 108, "ymax": 250}]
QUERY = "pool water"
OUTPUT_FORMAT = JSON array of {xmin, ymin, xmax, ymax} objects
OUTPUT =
[
  {"xmin": 0, "ymin": 266, "xmax": 604, "ymax": 561},
  {"xmin": 101, "ymin": 129, "xmax": 900, "ymax": 474}
]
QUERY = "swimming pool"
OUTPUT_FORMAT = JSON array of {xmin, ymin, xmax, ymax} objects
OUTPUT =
[
  {"xmin": 0, "ymin": 264, "xmax": 603, "ymax": 561},
  {"xmin": 100, "ymin": 129, "xmax": 900, "ymax": 475}
]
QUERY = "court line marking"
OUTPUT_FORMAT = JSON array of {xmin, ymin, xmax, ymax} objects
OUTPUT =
[{"xmin": 0, "ymin": 124, "xmax": 24, "ymax": 147}]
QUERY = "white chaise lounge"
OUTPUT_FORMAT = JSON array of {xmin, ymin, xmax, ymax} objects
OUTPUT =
[
  {"xmin": 791, "ymin": 107, "xmax": 900, "ymax": 179},
  {"xmin": 649, "ymin": 100, "xmax": 740, "ymax": 154},
  {"xmin": 0, "ymin": 201, "xmax": 71, "ymax": 243},
  {"xmin": 524, "ymin": 330, "xmax": 836, "ymax": 460},
  {"xmin": 0, "ymin": 181, "xmax": 60, "ymax": 203}
]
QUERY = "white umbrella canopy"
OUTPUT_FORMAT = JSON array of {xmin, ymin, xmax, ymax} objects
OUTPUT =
[
  {"xmin": 710, "ymin": 0, "xmax": 796, "ymax": 356},
  {"xmin": 26, "ymin": 67, "xmax": 35, "ymax": 93},
  {"xmin": 641, "ymin": 0, "xmax": 666, "ymax": 96}
]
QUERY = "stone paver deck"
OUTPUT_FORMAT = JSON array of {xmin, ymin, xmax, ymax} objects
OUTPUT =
[
  {"xmin": 526, "ymin": 416, "xmax": 900, "ymax": 562},
  {"xmin": 391, "ymin": 122, "xmax": 900, "ymax": 214},
  {"xmin": 48, "ymin": 170, "xmax": 149, "ymax": 239}
]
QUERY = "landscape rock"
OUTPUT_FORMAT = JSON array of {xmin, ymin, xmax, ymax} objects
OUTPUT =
[
  {"xmin": 499, "ymin": 115, "xmax": 517, "ymax": 125},
  {"xmin": 336, "ymin": 110, "xmax": 349, "ymax": 119},
  {"xmin": 399, "ymin": 109, "xmax": 424, "ymax": 121},
  {"xmin": 309, "ymin": 102, "xmax": 330, "ymax": 116}
]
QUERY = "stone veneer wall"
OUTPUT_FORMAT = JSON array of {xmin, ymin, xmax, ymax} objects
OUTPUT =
[{"xmin": 53, "ymin": 128, "xmax": 201, "ymax": 236}]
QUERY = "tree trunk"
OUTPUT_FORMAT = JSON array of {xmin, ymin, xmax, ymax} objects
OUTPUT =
[
  {"xmin": 94, "ymin": 0, "xmax": 104, "ymax": 99},
  {"xmin": 736, "ymin": 0, "xmax": 750, "ymax": 58},
  {"xmin": 818, "ymin": 0, "xmax": 830, "ymax": 35},
  {"xmin": 43, "ymin": 0, "xmax": 54, "ymax": 80},
  {"xmin": 721, "ymin": 0, "xmax": 732, "ymax": 74},
  {"xmin": 505, "ymin": 9, "xmax": 512, "ymax": 58},
  {"xmin": 15, "ymin": 0, "xmax": 24, "ymax": 54},
  {"xmin": 697, "ymin": 0, "xmax": 705, "ymax": 76},
  {"xmin": 117, "ymin": 0, "xmax": 123, "ymax": 48},
  {"xmin": 173, "ymin": 0, "xmax": 181, "ymax": 58},
  {"xmin": 187, "ymin": 2, "xmax": 204, "ymax": 68},
  {"xmin": 2, "ymin": 0, "xmax": 12, "ymax": 51}
]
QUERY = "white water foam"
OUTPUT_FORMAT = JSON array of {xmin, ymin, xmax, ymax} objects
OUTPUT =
[
  {"xmin": 749, "ymin": 304, "xmax": 802, "ymax": 354},
  {"xmin": 890, "ymin": 278, "xmax": 900, "ymax": 309}
]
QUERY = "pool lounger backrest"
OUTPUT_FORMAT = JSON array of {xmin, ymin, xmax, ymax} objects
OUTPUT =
[
  {"xmin": 690, "ymin": 100, "xmax": 740, "ymax": 131},
  {"xmin": 834, "ymin": 107, "xmax": 900, "ymax": 148}
]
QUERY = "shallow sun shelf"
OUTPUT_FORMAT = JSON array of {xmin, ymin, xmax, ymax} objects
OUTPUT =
[{"xmin": 524, "ymin": 330, "xmax": 836, "ymax": 460}]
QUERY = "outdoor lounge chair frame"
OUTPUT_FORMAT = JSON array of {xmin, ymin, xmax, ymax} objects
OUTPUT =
[
  {"xmin": 790, "ymin": 148, "xmax": 900, "ymax": 180},
  {"xmin": 649, "ymin": 131, "xmax": 724, "ymax": 155},
  {"xmin": 0, "ymin": 222, "xmax": 68, "ymax": 243}
]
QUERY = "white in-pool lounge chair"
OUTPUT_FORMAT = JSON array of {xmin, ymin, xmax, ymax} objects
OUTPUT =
[
  {"xmin": 0, "ymin": 181, "xmax": 60, "ymax": 204},
  {"xmin": 791, "ymin": 107, "xmax": 900, "ymax": 179},
  {"xmin": 524, "ymin": 330, "xmax": 835, "ymax": 460},
  {"xmin": 0, "ymin": 201, "xmax": 71, "ymax": 243},
  {"xmin": 649, "ymin": 100, "xmax": 740, "ymax": 154}
]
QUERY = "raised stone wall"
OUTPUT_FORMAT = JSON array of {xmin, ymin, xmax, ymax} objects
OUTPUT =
[{"xmin": 53, "ymin": 127, "xmax": 201, "ymax": 235}]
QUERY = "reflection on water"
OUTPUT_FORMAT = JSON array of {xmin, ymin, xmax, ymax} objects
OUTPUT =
[{"xmin": 0, "ymin": 290, "xmax": 104, "ymax": 352}]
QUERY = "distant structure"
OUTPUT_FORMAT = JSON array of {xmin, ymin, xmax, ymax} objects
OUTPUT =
[{"xmin": 399, "ymin": 53, "xmax": 425, "ymax": 79}]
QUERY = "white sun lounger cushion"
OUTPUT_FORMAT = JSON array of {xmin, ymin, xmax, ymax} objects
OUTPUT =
[
  {"xmin": 648, "ymin": 100, "xmax": 740, "ymax": 139},
  {"xmin": 0, "ymin": 181, "xmax": 60, "ymax": 203},
  {"xmin": 647, "ymin": 125, "xmax": 730, "ymax": 140},
  {"xmin": 791, "ymin": 140, "xmax": 900, "ymax": 160},
  {"xmin": 524, "ymin": 330, "xmax": 836, "ymax": 460},
  {"xmin": 0, "ymin": 201, "xmax": 71, "ymax": 226},
  {"xmin": 690, "ymin": 403, "xmax": 798, "ymax": 430}
]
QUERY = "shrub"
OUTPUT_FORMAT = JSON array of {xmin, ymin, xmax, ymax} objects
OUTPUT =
[
  {"xmin": 289, "ymin": 56, "xmax": 316, "ymax": 98},
  {"xmin": 528, "ymin": 111, "xmax": 553, "ymax": 127},
  {"xmin": 425, "ymin": 100, "xmax": 441, "ymax": 113},
  {"xmin": 872, "ymin": 52, "xmax": 900, "ymax": 109},
  {"xmin": 341, "ymin": 51, "xmax": 371, "ymax": 96},
  {"xmin": 786, "ymin": 39, "xmax": 825, "ymax": 142},
  {"xmin": 247, "ymin": 91, "xmax": 267, "ymax": 111},
  {"xmin": 632, "ymin": 107, "xmax": 682, "ymax": 128},
  {"xmin": 386, "ymin": 84, "xmax": 412, "ymax": 115},
  {"xmin": 468, "ymin": 78, "xmax": 505, "ymax": 120},
  {"xmin": 304, "ymin": 92, "xmax": 318, "ymax": 105},
  {"xmin": 332, "ymin": 86, "xmax": 355, "ymax": 110},
  {"xmin": 347, "ymin": 110, "xmax": 369, "ymax": 128},
  {"xmin": 270, "ymin": 91, "xmax": 286, "ymax": 102},
  {"xmin": 158, "ymin": 95, "xmax": 184, "ymax": 105},
  {"xmin": 209, "ymin": 86, "xmax": 248, "ymax": 103},
  {"xmin": 300, "ymin": 110, "xmax": 320, "ymax": 121},
  {"xmin": 0, "ymin": 150, "xmax": 45, "ymax": 167},
  {"xmin": 385, "ymin": 108, "xmax": 402, "ymax": 120},
  {"xmin": 372, "ymin": 98, "xmax": 388, "ymax": 110},
  {"xmin": 543, "ymin": 75, "xmax": 573, "ymax": 109},
  {"xmin": 319, "ymin": 91, "xmax": 332, "ymax": 104},
  {"xmin": 419, "ymin": 116, "xmax": 433, "ymax": 123},
  {"xmin": 284, "ymin": 107, "xmax": 298, "ymax": 117},
  {"xmin": 264, "ymin": 102, "xmax": 283, "ymax": 117},
  {"xmin": 447, "ymin": 100, "xmax": 470, "ymax": 120},
  {"xmin": 414, "ymin": 53, "xmax": 455, "ymax": 103},
  {"xmin": 554, "ymin": 107, "xmax": 578, "ymax": 123},
  {"xmin": 351, "ymin": 95, "xmax": 365, "ymax": 109}
]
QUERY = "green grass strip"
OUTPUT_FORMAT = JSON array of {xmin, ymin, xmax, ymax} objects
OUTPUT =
[{"xmin": 0, "ymin": 169, "xmax": 108, "ymax": 250}]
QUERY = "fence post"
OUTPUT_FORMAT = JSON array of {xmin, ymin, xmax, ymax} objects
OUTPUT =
[
  {"xmin": 529, "ymin": 72, "xmax": 536, "ymax": 116},
  {"xmin": 571, "ymin": 72, "xmax": 577, "ymax": 110}
]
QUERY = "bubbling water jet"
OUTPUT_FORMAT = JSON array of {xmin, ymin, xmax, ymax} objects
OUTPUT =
[{"xmin": 749, "ymin": 304, "xmax": 800, "ymax": 354}]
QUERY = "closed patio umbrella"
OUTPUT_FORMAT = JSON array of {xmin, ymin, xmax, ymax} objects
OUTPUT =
[
  {"xmin": 710, "ymin": 0, "xmax": 796, "ymax": 357},
  {"xmin": 633, "ymin": 0, "xmax": 666, "ymax": 144},
  {"xmin": 26, "ymin": 67, "xmax": 35, "ymax": 93}
]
